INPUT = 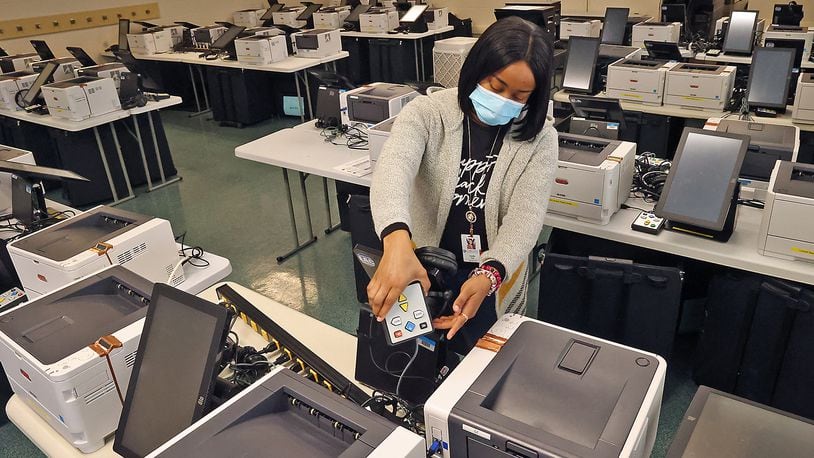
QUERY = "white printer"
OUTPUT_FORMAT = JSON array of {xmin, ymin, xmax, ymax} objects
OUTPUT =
[
  {"xmin": 342, "ymin": 82, "xmax": 418, "ymax": 126},
  {"xmin": 233, "ymin": 8, "xmax": 268, "ymax": 28},
  {"xmin": 192, "ymin": 25, "xmax": 227, "ymax": 47},
  {"xmin": 8, "ymin": 206, "xmax": 184, "ymax": 299},
  {"xmin": 0, "ymin": 145, "xmax": 35, "ymax": 214},
  {"xmin": 368, "ymin": 116, "xmax": 397, "ymax": 167},
  {"xmin": 560, "ymin": 18, "xmax": 601, "ymax": 40},
  {"xmin": 758, "ymin": 161, "xmax": 814, "ymax": 263},
  {"xmin": 0, "ymin": 71, "xmax": 37, "ymax": 110},
  {"xmin": 548, "ymin": 133, "xmax": 636, "ymax": 225},
  {"xmin": 663, "ymin": 63, "xmax": 736, "ymax": 111},
  {"xmin": 313, "ymin": 6, "xmax": 352, "ymax": 29},
  {"xmin": 606, "ymin": 58, "xmax": 679, "ymax": 106},
  {"xmin": 154, "ymin": 24, "xmax": 186, "ymax": 48},
  {"xmin": 148, "ymin": 367, "xmax": 425, "ymax": 457},
  {"xmin": 0, "ymin": 53, "xmax": 39, "ymax": 74},
  {"xmin": 424, "ymin": 7, "xmax": 450, "ymax": 31},
  {"xmin": 360, "ymin": 7, "xmax": 400, "ymax": 33},
  {"xmin": 235, "ymin": 35, "xmax": 288, "ymax": 65},
  {"xmin": 292, "ymin": 29, "xmax": 342, "ymax": 58},
  {"xmin": 792, "ymin": 73, "xmax": 814, "ymax": 124},
  {"xmin": 272, "ymin": 6, "xmax": 308, "ymax": 29},
  {"xmin": 75, "ymin": 63, "xmax": 130, "ymax": 90},
  {"xmin": 424, "ymin": 314, "xmax": 666, "ymax": 458},
  {"xmin": 243, "ymin": 26, "xmax": 284, "ymax": 37},
  {"xmin": 764, "ymin": 26, "xmax": 813, "ymax": 61},
  {"xmin": 41, "ymin": 76, "xmax": 121, "ymax": 122},
  {"xmin": 631, "ymin": 21, "xmax": 681, "ymax": 47},
  {"xmin": 0, "ymin": 266, "xmax": 153, "ymax": 453},
  {"xmin": 31, "ymin": 58, "xmax": 82, "ymax": 83},
  {"xmin": 127, "ymin": 29, "xmax": 173, "ymax": 55}
]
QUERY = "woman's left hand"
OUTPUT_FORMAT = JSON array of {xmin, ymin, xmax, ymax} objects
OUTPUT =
[{"xmin": 432, "ymin": 274, "xmax": 492, "ymax": 340}]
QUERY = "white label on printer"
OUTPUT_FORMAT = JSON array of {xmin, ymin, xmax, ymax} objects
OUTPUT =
[{"xmin": 462, "ymin": 424, "xmax": 491, "ymax": 440}]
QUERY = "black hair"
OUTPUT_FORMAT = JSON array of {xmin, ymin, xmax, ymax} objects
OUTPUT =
[{"xmin": 457, "ymin": 16, "xmax": 554, "ymax": 142}]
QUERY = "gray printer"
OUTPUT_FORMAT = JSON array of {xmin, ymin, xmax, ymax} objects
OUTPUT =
[
  {"xmin": 346, "ymin": 83, "xmax": 418, "ymax": 125},
  {"xmin": 148, "ymin": 367, "xmax": 425, "ymax": 457},
  {"xmin": 425, "ymin": 314, "xmax": 666, "ymax": 458},
  {"xmin": 712, "ymin": 119, "xmax": 799, "ymax": 185}
]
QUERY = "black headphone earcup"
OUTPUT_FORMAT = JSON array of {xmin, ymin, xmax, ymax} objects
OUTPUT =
[{"xmin": 415, "ymin": 246, "xmax": 458, "ymax": 274}]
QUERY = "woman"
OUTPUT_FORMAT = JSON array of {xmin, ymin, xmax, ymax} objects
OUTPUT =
[{"xmin": 367, "ymin": 16, "xmax": 558, "ymax": 353}]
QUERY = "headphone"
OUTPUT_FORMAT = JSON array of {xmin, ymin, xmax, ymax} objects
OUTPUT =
[{"xmin": 415, "ymin": 246, "xmax": 458, "ymax": 317}]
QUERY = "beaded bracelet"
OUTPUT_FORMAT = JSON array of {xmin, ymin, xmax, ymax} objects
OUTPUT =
[
  {"xmin": 479, "ymin": 264, "xmax": 503, "ymax": 291},
  {"xmin": 470, "ymin": 268, "xmax": 499, "ymax": 296}
]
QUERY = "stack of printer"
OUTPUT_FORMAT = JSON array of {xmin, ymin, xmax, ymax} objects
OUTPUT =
[
  {"xmin": 0, "ymin": 266, "xmax": 154, "ymax": 453},
  {"xmin": 663, "ymin": 63, "xmax": 736, "ymax": 111},
  {"xmin": 547, "ymin": 133, "xmax": 636, "ymax": 225},
  {"xmin": 40, "ymin": 76, "xmax": 121, "ymax": 121},
  {"xmin": 606, "ymin": 59, "xmax": 679, "ymax": 106},
  {"xmin": 7, "ymin": 206, "xmax": 183, "ymax": 299}
]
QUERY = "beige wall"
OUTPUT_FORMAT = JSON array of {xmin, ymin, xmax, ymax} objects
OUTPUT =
[
  {"xmin": 431, "ymin": 0, "xmax": 662, "ymax": 34},
  {"xmin": 0, "ymin": 0, "xmax": 266, "ymax": 60},
  {"xmin": 749, "ymin": 0, "xmax": 814, "ymax": 28}
]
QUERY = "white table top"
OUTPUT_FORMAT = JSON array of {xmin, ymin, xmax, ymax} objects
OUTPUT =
[
  {"xmin": 341, "ymin": 25, "xmax": 454, "ymax": 40},
  {"xmin": 5, "ymin": 282, "xmax": 361, "ymax": 458},
  {"xmin": 134, "ymin": 51, "xmax": 349, "ymax": 74},
  {"xmin": 235, "ymin": 120, "xmax": 372, "ymax": 187},
  {"xmin": 0, "ymin": 96, "xmax": 183, "ymax": 132},
  {"xmin": 553, "ymin": 90, "xmax": 814, "ymax": 132},
  {"xmin": 544, "ymin": 198, "xmax": 814, "ymax": 286}
]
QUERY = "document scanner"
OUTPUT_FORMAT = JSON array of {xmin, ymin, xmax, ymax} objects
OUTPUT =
[
  {"xmin": 707, "ymin": 118, "xmax": 800, "ymax": 191},
  {"xmin": 0, "ymin": 266, "xmax": 153, "ymax": 453},
  {"xmin": 758, "ymin": 161, "xmax": 814, "ymax": 263},
  {"xmin": 148, "ymin": 367, "xmax": 425, "ymax": 457},
  {"xmin": 424, "ymin": 314, "xmax": 666, "ymax": 458},
  {"xmin": 606, "ymin": 58, "xmax": 679, "ymax": 106},
  {"xmin": 663, "ymin": 63, "xmax": 736, "ymax": 111},
  {"xmin": 548, "ymin": 133, "xmax": 636, "ymax": 225},
  {"xmin": 631, "ymin": 21, "xmax": 681, "ymax": 48},
  {"xmin": 235, "ymin": 35, "xmax": 288, "ymax": 65},
  {"xmin": 313, "ymin": 6, "xmax": 352, "ymax": 30},
  {"xmin": 0, "ymin": 53, "xmax": 39, "ymax": 74},
  {"xmin": 0, "ymin": 71, "xmax": 37, "ymax": 110},
  {"xmin": 792, "ymin": 73, "xmax": 814, "ymax": 124},
  {"xmin": 31, "ymin": 57, "xmax": 82, "ymax": 83},
  {"xmin": 75, "ymin": 63, "xmax": 130, "ymax": 90},
  {"xmin": 8, "ymin": 206, "xmax": 183, "ymax": 299},
  {"xmin": 292, "ymin": 29, "xmax": 342, "ymax": 59},
  {"xmin": 127, "ymin": 29, "xmax": 173, "ymax": 55},
  {"xmin": 40, "ymin": 76, "xmax": 121, "ymax": 121},
  {"xmin": 0, "ymin": 145, "xmax": 35, "ymax": 214},
  {"xmin": 345, "ymin": 82, "xmax": 418, "ymax": 125},
  {"xmin": 560, "ymin": 18, "xmax": 601, "ymax": 40}
]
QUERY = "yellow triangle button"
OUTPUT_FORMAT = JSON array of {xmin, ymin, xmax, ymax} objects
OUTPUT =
[
  {"xmin": 399, "ymin": 302, "xmax": 409, "ymax": 312},
  {"xmin": 399, "ymin": 294, "xmax": 407, "ymax": 302}
]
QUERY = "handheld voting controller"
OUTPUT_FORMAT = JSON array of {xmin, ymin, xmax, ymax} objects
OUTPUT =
[
  {"xmin": 352, "ymin": 245, "xmax": 434, "ymax": 346},
  {"xmin": 382, "ymin": 281, "xmax": 433, "ymax": 345}
]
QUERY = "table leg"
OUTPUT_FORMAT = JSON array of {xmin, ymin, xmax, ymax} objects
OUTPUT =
[
  {"xmin": 419, "ymin": 38, "xmax": 426, "ymax": 81},
  {"xmin": 132, "ymin": 114, "xmax": 155, "ymax": 191},
  {"xmin": 414, "ymin": 41, "xmax": 421, "ymax": 81},
  {"xmin": 304, "ymin": 70, "xmax": 313, "ymax": 120},
  {"xmin": 322, "ymin": 177, "xmax": 339, "ymax": 234},
  {"xmin": 188, "ymin": 64, "xmax": 211, "ymax": 118},
  {"xmin": 276, "ymin": 169, "xmax": 317, "ymax": 263},
  {"xmin": 110, "ymin": 123, "xmax": 135, "ymax": 203},
  {"xmin": 197, "ymin": 66, "xmax": 211, "ymax": 113},
  {"xmin": 294, "ymin": 72, "xmax": 305, "ymax": 123},
  {"xmin": 147, "ymin": 111, "xmax": 181, "ymax": 190}
]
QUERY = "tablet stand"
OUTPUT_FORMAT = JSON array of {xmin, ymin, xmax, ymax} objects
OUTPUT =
[{"xmin": 665, "ymin": 183, "xmax": 740, "ymax": 242}]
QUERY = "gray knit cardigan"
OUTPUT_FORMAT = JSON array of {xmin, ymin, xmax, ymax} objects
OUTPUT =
[{"xmin": 370, "ymin": 88, "xmax": 558, "ymax": 315}]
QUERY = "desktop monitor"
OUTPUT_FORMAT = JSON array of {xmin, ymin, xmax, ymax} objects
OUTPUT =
[
  {"xmin": 644, "ymin": 41, "xmax": 683, "ymax": 61},
  {"xmin": 562, "ymin": 36, "xmax": 601, "ymax": 93},
  {"xmin": 661, "ymin": 4, "xmax": 687, "ymax": 23},
  {"xmin": 0, "ymin": 161, "xmax": 88, "ymax": 225},
  {"xmin": 113, "ymin": 284, "xmax": 230, "ymax": 458},
  {"xmin": 601, "ymin": 7, "xmax": 629, "ymax": 45},
  {"xmin": 569, "ymin": 95, "xmax": 626, "ymax": 130},
  {"xmin": 746, "ymin": 46, "xmax": 795, "ymax": 111},
  {"xmin": 296, "ymin": 3, "xmax": 323, "ymax": 21},
  {"xmin": 773, "ymin": 3, "xmax": 804, "ymax": 27},
  {"xmin": 119, "ymin": 19, "xmax": 131, "ymax": 51},
  {"xmin": 66, "ymin": 47, "xmax": 97, "ymax": 67},
  {"xmin": 722, "ymin": 10, "xmax": 759, "ymax": 55},
  {"xmin": 21, "ymin": 61, "xmax": 58, "ymax": 107},
  {"xmin": 655, "ymin": 128, "xmax": 749, "ymax": 232},
  {"xmin": 30, "ymin": 40, "xmax": 55, "ymax": 60},
  {"xmin": 209, "ymin": 25, "xmax": 246, "ymax": 51}
]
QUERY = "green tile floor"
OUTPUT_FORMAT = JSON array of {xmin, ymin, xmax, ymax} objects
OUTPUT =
[{"xmin": 0, "ymin": 110, "xmax": 696, "ymax": 457}]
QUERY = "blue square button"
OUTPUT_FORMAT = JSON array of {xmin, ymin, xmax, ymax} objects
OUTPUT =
[{"xmin": 405, "ymin": 321, "xmax": 416, "ymax": 332}]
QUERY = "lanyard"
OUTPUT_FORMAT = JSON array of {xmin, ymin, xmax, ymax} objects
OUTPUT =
[{"xmin": 465, "ymin": 117, "xmax": 503, "ymax": 236}]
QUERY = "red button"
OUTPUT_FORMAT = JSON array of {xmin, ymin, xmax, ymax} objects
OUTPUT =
[
  {"xmin": 394, "ymin": 330, "xmax": 403, "ymax": 338},
  {"xmin": 20, "ymin": 369, "xmax": 30, "ymax": 381},
  {"xmin": 555, "ymin": 178, "xmax": 569, "ymax": 185}
]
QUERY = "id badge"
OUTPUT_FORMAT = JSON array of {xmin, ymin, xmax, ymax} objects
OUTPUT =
[{"xmin": 461, "ymin": 234, "xmax": 482, "ymax": 263}]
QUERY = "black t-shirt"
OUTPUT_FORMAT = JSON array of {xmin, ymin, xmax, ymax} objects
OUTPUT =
[{"xmin": 440, "ymin": 119, "xmax": 507, "ymax": 269}]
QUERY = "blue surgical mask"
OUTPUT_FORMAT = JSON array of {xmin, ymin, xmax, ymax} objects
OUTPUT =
[{"xmin": 469, "ymin": 84, "xmax": 526, "ymax": 126}]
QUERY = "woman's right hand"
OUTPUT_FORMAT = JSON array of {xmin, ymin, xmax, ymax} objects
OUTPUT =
[{"xmin": 367, "ymin": 230, "xmax": 431, "ymax": 321}]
